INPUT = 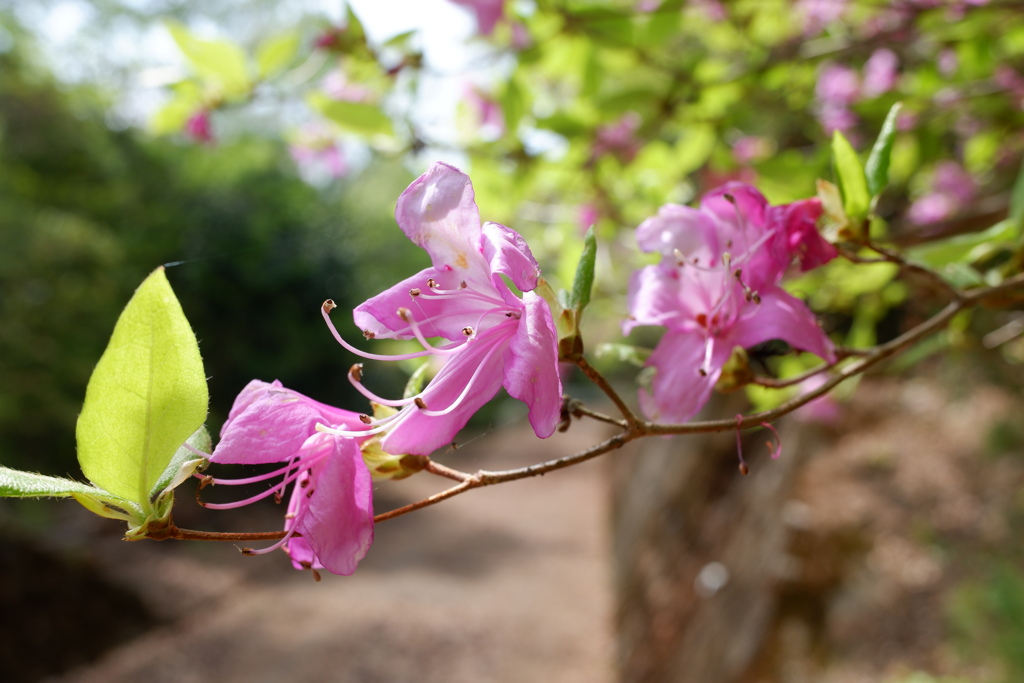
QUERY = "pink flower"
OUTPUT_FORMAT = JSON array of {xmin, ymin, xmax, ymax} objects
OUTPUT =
[
  {"xmin": 578, "ymin": 203, "xmax": 600, "ymax": 233},
  {"xmin": 289, "ymin": 125, "xmax": 348, "ymax": 180},
  {"xmin": 184, "ymin": 109, "xmax": 213, "ymax": 145},
  {"xmin": 767, "ymin": 198, "xmax": 837, "ymax": 272},
  {"xmin": 465, "ymin": 86, "xmax": 505, "ymax": 139},
  {"xmin": 732, "ymin": 136, "xmax": 773, "ymax": 165},
  {"xmin": 908, "ymin": 161, "xmax": 976, "ymax": 225},
  {"xmin": 448, "ymin": 0, "xmax": 505, "ymax": 36},
  {"xmin": 862, "ymin": 48, "xmax": 899, "ymax": 97},
  {"xmin": 626, "ymin": 184, "xmax": 835, "ymax": 423},
  {"xmin": 322, "ymin": 162, "xmax": 562, "ymax": 456},
  {"xmin": 815, "ymin": 64, "xmax": 861, "ymax": 133},
  {"xmin": 206, "ymin": 380, "xmax": 374, "ymax": 576},
  {"xmin": 322, "ymin": 70, "xmax": 373, "ymax": 103},
  {"xmin": 591, "ymin": 112, "xmax": 642, "ymax": 164},
  {"xmin": 797, "ymin": 0, "xmax": 848, "ymax": 36},
  {"xmin": 816, "ymin": 64, "xmax": 860, "ymax": 107}
]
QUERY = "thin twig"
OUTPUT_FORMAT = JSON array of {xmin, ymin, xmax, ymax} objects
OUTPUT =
[
  {"xmin": 372, "ymin": 432, "xmax": 634, "ymax": 523},
  {"xmin": 423, "ymin": 459, "xmax": 473, "ymax": 482},
  {"xmin": 575, "ymin": 356, "xmax": 639, "ymax": 427},
  {"xmin": 749, "ymin": 362, "xmax": 833, "ymax": 389}
]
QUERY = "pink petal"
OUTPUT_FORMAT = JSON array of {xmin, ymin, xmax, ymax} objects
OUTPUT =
[
  {"xmin": 503, "ymin": 291, "xmax": 562, "ymax": 438},
  {"xmin": 353, "ymin": 266, "xmax": 494, "ymax": 341},
  {"xmin": 213, "ymin": 388, "xmax": 326, "ymax": 466},
  {"xmin": 213, "ymin": 381, "xmax": 368, "ymax": 465},
  {"xmin": 395, "ymin": 162, "xmax": 491, "ymax": 289},
  {"xmin": 635, "ymin": 203, "xmax": 718, "ymax": 260},
  {"xmin": 729, "ymin": 286, "xmax": 835, "ymax": 363},
  {"xmin": 640, "ymin": 330, "xmax": 728, "ymax": 423},
  {"xmin": 380, "ymin": 332, "xmax": 508, "ymax": 455},
  {"xmin": 481, "ymin": 222, "xmax": 541, "ymax": 292},
  {"xmin": 624, "ymin": 264, "xmax": 686, "ymax": 334},
  {"xmin": 292, "ymin": 434, "xmax": 374, "ymax": 575}
]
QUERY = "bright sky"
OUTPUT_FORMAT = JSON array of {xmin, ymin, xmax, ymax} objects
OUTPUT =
[{"xmin": 19, "ymin": 0, "xmax": 488, "ymax": 137}]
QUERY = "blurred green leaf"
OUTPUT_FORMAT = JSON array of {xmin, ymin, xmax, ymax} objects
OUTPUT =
[
  {"xmin": 865, "ymin": 102, "xmax": 902, "ymax": 199},
  {"xmin": 256, "ymin": 30, "xmax": 301, "ymax": 79},
  {"xmin": 569, "ymin": 227, "xmax": 597, "ymax": 315},
  {"xmin": 910, "ymin": 219, "xmax": 1019, "ymax": 268},
  {"xmin": 832, "ymin": 131, "xmax": 870, "ymax": 222},
  {"xmin": 309, "ymin": 94, "xmax": 394, "ymax": 137},
  {"xmin": 1010, "ymin": 157, "xmax": 1024, "ymax": 231},
  {"xmin": 167, "ymin": 22, "xmax": 251, "ymax": 98},
  {"xmin": 76, "ymin": 267, "xmax": 208, "ymax": 510},
  {"xmin": 500, "ymin": 74, "xmax": 527, "ymax": 134}
]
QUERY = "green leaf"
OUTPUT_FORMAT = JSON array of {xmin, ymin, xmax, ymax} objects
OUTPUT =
[
  {"xmin": 0, "ymin": 465, "xmax": 109, "ymax": 499},
  {"xmin": 865, "ymin": 102, "xmax": 902, "ymax": 199},
  {"xmin": 403, "ymin": 360, "xmax": 432, "ymax": 400},
  {"xmin": 149, "ymin": 424, "xmax": 210, "ymax": 501},
  {"xmin": 256, "ymin": 30, "xmax": 300, "ymax": 79},
  {"xmin": 0, "ymin": 465, "xmax": 143, "ymax": 522},
  {"xmin": 569, "ymin": 227, "xmax": 597, "ymax": 315},
  {"xmin": 167, "ymin": 22, "xmax": 251, "ymax": 98},
  {"xmin": 832, "ymin": 131, "xmax": 870, "ymax": 222},
  {"xmin": 309, "ymin": 93, "xmax": 394, "ymax": 137},
  {"xmin": 500, "ymin": 74, "xmax": 527, "ymax": 134},
  {"xmin": 909, "ymin": 219, "xmax": 1020, "ymax": 268},
  {"xmin": 594, "ymin": 343, "xmax": 649, "ymax": 367},
  {"xmin": 76, "ymin": 267, "xmax": 208, "ymax": 511}
]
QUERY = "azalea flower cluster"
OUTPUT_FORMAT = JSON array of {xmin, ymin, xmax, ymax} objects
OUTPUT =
[
  {"xmin": 625, "ymin": 183, "xmax": 837, "ymax": 424},
  {"xmin": 203, "ymin": 162, "xmax": 562, "ymax": 576},
  {"xmin": 199, "ymin": 168, "xmax": 838, "ymax": 578}
]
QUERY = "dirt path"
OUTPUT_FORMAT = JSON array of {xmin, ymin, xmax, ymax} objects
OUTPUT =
[{"xmin": 47, "ymin": 418, "xmax": 615, "ymax": 683}]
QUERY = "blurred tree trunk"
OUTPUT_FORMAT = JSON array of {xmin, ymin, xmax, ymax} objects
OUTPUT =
[{"xmin": 611, "ymin": 398, "xmax": 827, "ymax": 683}]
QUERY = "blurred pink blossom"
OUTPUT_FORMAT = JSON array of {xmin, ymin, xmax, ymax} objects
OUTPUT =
[
  {"xmin": 289, "ymin": 125, "xmax": 348, "ymax": 179},
  {"xmin": 184, "ymin": 109, "xmax": 213, "ymax": 145},
  {"xmin": 732, "ymin": 136, "xmax": 772, "ymax": 165},
  {"xmin": 793, "ymin": 375, "xmax": 842, "ymax": 424},
  {"xmin": 464, "ymin": 86, "xmax": 505, "ymax": 139},
  {"xmin": 692, "ymin": 0, "xmax": 727, "ymax": 21},
  {"xmin": 797, "ymin": 0, "xmax": 848, "ymax": 36},
  {"xmin": 862, "ymin": 48, "xmax": 899, "ymax": 97},
  {"xmin": 578, "ymin": 203, "xmax": 600, "ymax": 233},
  {"xmin": 938, "ymin": 49, "xmax": 959, "ymax": 77},
  {"xmin": 816, "ymin": 64, "xmax": 860, "ymax": 106},
  {"xmin": 815, "ymin": 64, "xmax": 860, "ymax": 134},
  {"xmin": 908, "ymin": 161, "xmax": 976, "ymax": 225},
  {"xmin": 448, "ymin": 0, "xmax": 505, "ymax": 36},
  {"xmin": 591, "ymin": 112, "xmax": 642, "ymax": 164},
  {"xmin": 322, "ymin": 70, "xmax": 373, "ymax": 102}
]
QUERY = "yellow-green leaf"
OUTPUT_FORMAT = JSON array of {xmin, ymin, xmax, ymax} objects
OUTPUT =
[{"xmin": 76, "ymin": 267, "xmax": 208, "ymax": 510}]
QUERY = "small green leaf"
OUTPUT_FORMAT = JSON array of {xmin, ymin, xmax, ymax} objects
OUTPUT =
[
  {"xmin": 865, "ymin": 102, "xmax": 902, "ymax": 199},
  {"xmin": 309, "ymin": 94, "xmax": 394, "ymax": 137},
  {"xmin": 569, "ymin": 227, "xmax": 597, "ymax": 315},
  {"xmin": 594, "ymin": 343, "xmax": 649, "ymax": 367},
  {"xmin": 149, "ymin": 424, "xmax": 210, "ymax": 501},
  {"xmin": 1, "ymin": 465, "xmax": 112, "ymax": 499},
  {"xmin": 256, "ymin": 30, "xmax": 300, "ymax": 79},
  {"xmin": 76, "ymin": 267, "xmax": 208, "ymax": 511},
  {"xmin": 167, "ymin": 22, "xmax": 251, "ymax": 98},
  {"xmin": 403, "ymin": 361, "xmax": 432, "ymax": 400},
  {"xmin": 832, "ymin": 131, "xmax": 870, "ymax": 222}
]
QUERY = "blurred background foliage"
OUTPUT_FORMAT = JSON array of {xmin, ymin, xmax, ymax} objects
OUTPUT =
[
  {"xmin": 4, "ymin": 0, "xmax": 1024, "ymax": 681},
  {"xmin": 0, "ymin": 18, "xmax": 419, "ymax": 475}
]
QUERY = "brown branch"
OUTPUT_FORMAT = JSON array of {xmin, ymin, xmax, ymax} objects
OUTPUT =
[
  {"xmin": 372, "ymin": 431, "xmax": 634, "ymax": 524},
  {"xmin": 575, "ymin": 355, "xmax": 639, "ymax": 427}
]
